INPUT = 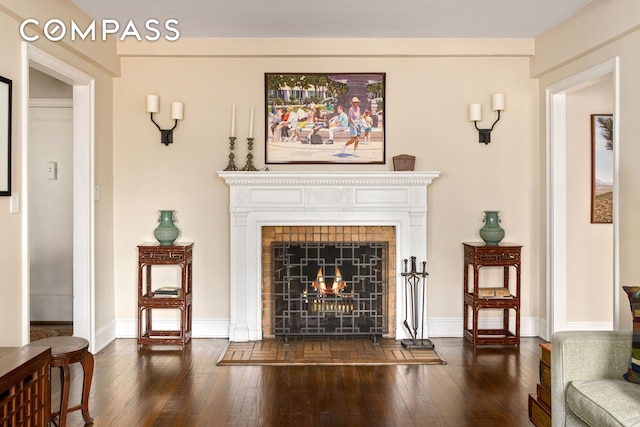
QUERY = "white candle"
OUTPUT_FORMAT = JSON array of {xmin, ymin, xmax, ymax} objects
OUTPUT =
[
  {"xmin": 230, "ymin": 104, "xmax": 236, "ymax": 137},
  {"xmin": 171, "ymin": 102, "xmax": 184, "ymax": 120},
  {"xmin": 468, "ymin": 103, "xmax": 481, "ymax": 122},
  {"xmin": 248, "ymin": 106, "xmax": 254, "ymax": 138},
  {"xmin": 146, "ymin": 94, "xmax": 159, "ymax": 113},
  {"xmin": 492, "ymin": 93, "xmax": 505, "ymax": 111}
]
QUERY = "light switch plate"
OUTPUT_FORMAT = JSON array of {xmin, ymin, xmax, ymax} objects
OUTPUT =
[
  {"xmin": 10, "ymin": 192, "xmax": 19, "ymax": 213},
  {"xmin": 46, "ymin": 161, "xmax": 58, "ymax": 180}
]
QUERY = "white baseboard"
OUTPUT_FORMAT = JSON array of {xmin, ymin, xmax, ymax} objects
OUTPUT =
[
  {"xmin": 107, "ymin": 316, "xmax": 545, "ymax": 349},
  {"xmin": 101, "ymin": 316, "xmax": 606, "ymax": 353},
  {"xmin": 99, "ymin": 316, "xmax": 606, "ymax": 353},
  {"xmin": 94, "ymin": 320, "xmax": 117, "ymax": 353},
  {"xmin": 427, "ymin": 316, "xmax": 544, "ymax": 338},
  {"xmin": 114, "ymin": 318, "xmax": 230, "ymax": 341},
  {"xmin": 562, "ymin": 321, "xmax": 614, "ymax": 331}
]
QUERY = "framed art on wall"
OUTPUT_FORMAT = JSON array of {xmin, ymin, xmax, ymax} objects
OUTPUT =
[
  {"xmin": 0, "ymin": 75, "xmax": 11, "ymax": 196},
  {"xmin": 591, "ymin": 114, "xmax": 613, "ymax": 224},
  {"xmin": 265, "ymin": 72, "xmax": 385, "ymax": 164}
]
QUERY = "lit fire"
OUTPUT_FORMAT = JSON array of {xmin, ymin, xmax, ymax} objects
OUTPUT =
[{"xmin": 311, "ymin": 267, "xmax": 346, "ymax": 295}]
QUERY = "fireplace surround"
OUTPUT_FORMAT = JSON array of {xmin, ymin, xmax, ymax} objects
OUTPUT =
[{"xmin": 218, "ymin": 171, "xmax": 440, "ymax": 342}]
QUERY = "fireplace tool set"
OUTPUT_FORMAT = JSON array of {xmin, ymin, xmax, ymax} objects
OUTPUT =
[{"xmin": 401, "ymin": 256, "xmax": 434, "ymax": 349}]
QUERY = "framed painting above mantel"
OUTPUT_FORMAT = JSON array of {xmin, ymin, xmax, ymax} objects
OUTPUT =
[
  {"xmin": 0, "ymin": 75, "xmax": 11, "ymax": 196},
  {"xmin": 591, "ymin": 114, "xmax": 613, "ymax": 224},
  {"xmin": 265, "ymin": 72, "xmax": 385, "ymax": 165}
]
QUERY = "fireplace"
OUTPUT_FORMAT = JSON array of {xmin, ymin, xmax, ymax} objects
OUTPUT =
[
  {"xmin": 262, "ymin": 226, "xmax": 395, "ymax": 341},
  {"xmin": 218, "ymin": 171, "xmax": 439, "ymax": 342}
]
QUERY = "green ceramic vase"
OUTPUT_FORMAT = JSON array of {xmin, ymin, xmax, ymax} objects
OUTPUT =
[
  {"xmin": 154, "ymin": 210, "xmax": 180, "ymax": 246},
  {"xmin": 479, "ymin": 210, "xmax": 505, "ymax": 246}
]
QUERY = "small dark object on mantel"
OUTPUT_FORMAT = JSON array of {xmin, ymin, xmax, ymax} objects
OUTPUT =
[{"xmin": 393, "ymin": 154, "xmax": 415, "ymax": 171}]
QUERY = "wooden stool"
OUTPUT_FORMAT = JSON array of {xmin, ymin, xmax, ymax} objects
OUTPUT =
[{"xmin": 28, "ymin": 336, "xmax": 94, "ymax": 426}]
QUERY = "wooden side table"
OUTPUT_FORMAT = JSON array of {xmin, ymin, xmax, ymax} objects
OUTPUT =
[
  {"xmin": 0, "ymin": 347, "xmax": 50, "ymax": 426},
  {"xmin": 463, "ymin": 242, "xmax": 521, "ymax": 346},
  {"xmin": 137, "ymin": 242, "xmax": 193, "ymax": 347}
]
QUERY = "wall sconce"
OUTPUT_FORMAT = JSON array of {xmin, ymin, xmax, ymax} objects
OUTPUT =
[
  {"xmin": 468, "ymin": 93, "xmax": 504, "ymax": 144},
  {"xmin": 146, "ymin": 94, "xmax": 184, "ymax": 146}
]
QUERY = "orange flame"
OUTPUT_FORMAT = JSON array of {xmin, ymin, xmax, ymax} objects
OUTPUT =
[
  {"xmin": 331, "ymin": 267, "xmax": 343, "ymax": 294},
  {"xmin": 312, "ymin": 267, "xmax": 326, "ymax": 293},
  {"xmin": 312, "ymin": 266, "xmax": 346, "ymax": 295}
]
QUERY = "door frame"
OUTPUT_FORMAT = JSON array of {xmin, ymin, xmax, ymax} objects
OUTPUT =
[
  {"xmin": 546, "ymin": 57, "xmax": 620, "ymax": 338},
  {"xmin": 21, "ymin": 43, "xmax": 96, "ymax": 350}
]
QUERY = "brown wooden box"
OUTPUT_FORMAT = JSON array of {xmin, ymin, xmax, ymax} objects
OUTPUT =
[
  {"xmin": 541, "ymin": 343, "xmax": 551, "ymax": 365},
  {"xmin": 528, "ymin": 394, "xmax": 551, "ymax": 427},
  {"xmin": 392, "ymin": 154, "xmax": 415, "ymax": 171},
  {"xmin": 537, "ymin": 383, "xmax": 551, "ymax": 411},
  {"xmin": 540, "ymin": 359, "xmax": 551, "ymax": 390}
]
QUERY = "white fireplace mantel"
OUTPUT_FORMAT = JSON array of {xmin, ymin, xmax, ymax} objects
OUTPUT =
[{"xmin": 218, "ymin": 171, "xmax": 440, "ymax": 342}]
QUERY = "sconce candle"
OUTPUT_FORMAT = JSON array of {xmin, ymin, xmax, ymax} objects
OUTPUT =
[
  {"xmin": 468, "ymin": 103, "xmax": 481, "ymax": 122},
  {"xmin": 492, "ymin": 93, "xmax": 505, "ymax": 111},
  {"xmin": 230, "ymin": 104, "xmax": 236, "ymax": 138},
  {"xmin": 248, "ymin": 106, "xmax": 254, "ymax": 138},
  {"xmin": 171, "ymin": 102, "xmax": 184, "ymax": 120},
  {"xmin": 146, "ymin": 94, "xmax": 159, "ymax": 113}
]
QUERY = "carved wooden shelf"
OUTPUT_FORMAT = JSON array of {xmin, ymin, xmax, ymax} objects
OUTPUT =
[
  {"xmin": 137, "ymin": 242, "xmax": 193, "ymax": 347},
  {"xmin": 463, "ymin": 242, "xmax": 521, "ymax": 346}
]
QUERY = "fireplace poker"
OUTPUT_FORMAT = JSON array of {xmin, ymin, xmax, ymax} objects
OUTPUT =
[
  {"xmin": 404, "ymin": 284, "xmax": 417, "ymax": 342},
  {"xmin": 401, "ymin": 256, "xmax": 433, "ymax": 350}
]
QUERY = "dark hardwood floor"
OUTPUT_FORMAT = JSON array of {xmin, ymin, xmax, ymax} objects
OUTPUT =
[{"xmin": 56, "ymin": 337, "xmax": 544, "ymax": 426}]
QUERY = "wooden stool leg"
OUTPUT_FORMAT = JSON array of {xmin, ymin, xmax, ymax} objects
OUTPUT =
[
  {"xmin": 58, "ymin": 364, "xmax": 71, "ymax": 427},
  {"xmin": 80, "ymin": 351, "xmax": 95, "ymax": 423}
]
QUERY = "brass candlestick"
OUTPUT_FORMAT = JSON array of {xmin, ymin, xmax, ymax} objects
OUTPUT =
[
  {"xmin": 241, "ymin": 137, "xmax": 258, "ymax": 171},
  {"xmin": 223, "ymin": 136, "xmax": 239, "ymax": 171}
]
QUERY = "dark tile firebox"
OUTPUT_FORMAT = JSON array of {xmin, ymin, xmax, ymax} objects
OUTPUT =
[{"xmin": 272, "ymin": 242, "xmax": 388, "ymax": 341}]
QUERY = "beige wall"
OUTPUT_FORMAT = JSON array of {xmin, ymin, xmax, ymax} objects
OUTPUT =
[
  {"xmin": 0, "ymin": 0, "xmax": 118, "ymax": 346},
  {"xmin": 531, "ymin": 0, "xmax": 640, "ymax": 78},
  {"xmin": 113, "ymin": 40, "xmax": 541, "ymax": 335},
  {"xmin": 535, "ymin": 0, "xmax": 640, "ymax": 331},
  {"xmin": 0, "ymin": 6, "xmax": 25, "ymax": 345}
]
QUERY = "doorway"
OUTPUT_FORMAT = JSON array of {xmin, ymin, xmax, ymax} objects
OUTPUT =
[
  {"xmin": 28, "ymin": 94, "xmax": 73, "ymax": 335},
  {"xmin": 22, "ymin": 44, "xmax": 96, "ymax": 350},
  {"xmin": 546, "ymin": 58, "xmax": 620, "ymax": 338}
]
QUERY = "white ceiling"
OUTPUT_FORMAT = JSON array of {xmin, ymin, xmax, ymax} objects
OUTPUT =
[{"xmin": 70, "ymin": 0, "xmax": 593, "ymax": 39}]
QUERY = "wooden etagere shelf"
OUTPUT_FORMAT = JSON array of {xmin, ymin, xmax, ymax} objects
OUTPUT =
[
  {"xmin": 463, "ymin": 242, "xmax": 522, "ymax": 347},
  {"xmin": 137, "ymin": 242, "xmax": 193, "ymax": 348}
]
